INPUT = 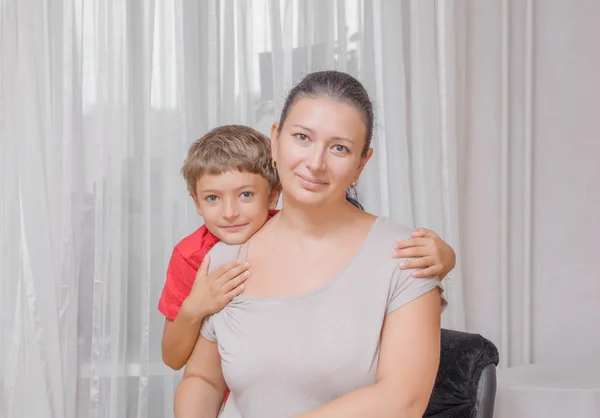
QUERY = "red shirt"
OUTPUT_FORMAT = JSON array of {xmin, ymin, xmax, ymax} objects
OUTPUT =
[
  {"xmin": 157, "ymin": 209, "xmax": 275, "ymax": 404},
  {"xmin": 158, "ymin": 210, "xmax": 279, "ymax": 320},
  {"xmin": 158, "ymin": 225, "xmax": 221, "ymax": 320}
]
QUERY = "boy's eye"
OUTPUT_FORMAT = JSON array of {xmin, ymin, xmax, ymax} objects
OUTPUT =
[
  {"xmin": 205, "ymin": 195, "xmax": 218, "ymax": 202},
  {"xmin": 332, "ymin": 144, "xmax": 349, "ymax": 153},
  {"xmin": 240, "ymin": 191, "xmax": 254, "ymax": 199},
  {"xmin": 295, "ymin": 133, "xmax": 309, "ymax": 142}
]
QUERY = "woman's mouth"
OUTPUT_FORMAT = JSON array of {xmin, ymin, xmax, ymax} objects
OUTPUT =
[{"xmin": 297, "ymin": 174, "xmax": 328, "ymax": 191}]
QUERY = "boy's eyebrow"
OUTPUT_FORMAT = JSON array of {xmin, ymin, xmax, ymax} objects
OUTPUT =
[
  {"xmin": 234, "ymin": 185, "xmax": 255, "ymax": 191},
  {"xmin": 291, "ymin": 124, "xmax": 354, "ymax": 143},
  {"xmin": 197, "ymin": 189, "xmax": 218, "ymax": 195},
  {"xmin": 198, "ymin": 185, "xmax": 255, "ymax": 194}
]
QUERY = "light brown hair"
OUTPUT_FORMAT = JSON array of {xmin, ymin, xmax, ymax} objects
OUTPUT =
[{"xmin": 182, "ymin": 125, "xmax": 279, "ymax": 196}]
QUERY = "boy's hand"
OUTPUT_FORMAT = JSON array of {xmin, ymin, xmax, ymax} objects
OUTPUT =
[
  {"xmin": 180, "ymin": 256, "xmax": 250, "ymax": 318},
  {"xmin": 393, "ymin": 228, "xmax": 456, "ymax": 279}
]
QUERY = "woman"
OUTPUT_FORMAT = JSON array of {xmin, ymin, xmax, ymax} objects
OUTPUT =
[{"xmin": 175, "ymin": 71, "xmax": 446, "ymax": 418}]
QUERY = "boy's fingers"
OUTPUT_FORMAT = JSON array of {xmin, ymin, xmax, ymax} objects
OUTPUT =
[
  {"xmin": 221, "ymin": 271, "xmax": 250, "ymax": 293},
  {"xmin": 215, "ymin": 262, "xmax": 250, "ymax": 285},
  {"xmin": 197, "ymin": 255, "xmax": 211, "ymax": 276},
  {"xmin": 394, "ymin": 238, "xmax": 429, "ymax": 250},
  {"xmin": 224, "ymin": 283, "xmax": 246, "ymax": 301},
  {"xmin": 191, "ymin": 256, "xmax": 215, "ymax": 288},
  {"xmin": 412, "ymin": 265, "xmax": 442, "ymax": 278},
  {"xmin": 399, "ymin": 256, "xmax": 434, "ymax": 270},
  {"xmin": 411, "ymin": 228, "xmax": 428, "ymax": 237},
  {"xmin": 393, "ymin": 246, "xmax": 430, "ymax": 259},
  {"xmin": 411, "ymin": 228, "xmax": 437, "ymax": 239},
  {"xmin": 210, "ymin": 260, "xmax": 244, "ymax": 279}
]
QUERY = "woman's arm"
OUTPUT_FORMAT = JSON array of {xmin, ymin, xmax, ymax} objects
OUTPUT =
[
  {"xmin": 297, "ymin": 288, "xmax": 441, "ymax": 418},
  {"xmin": 174, "ymin": 334, "xmax": 227, "ymax": 418}
]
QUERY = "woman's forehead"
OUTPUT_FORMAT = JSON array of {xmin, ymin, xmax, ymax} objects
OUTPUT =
[{"xmin": 284, "ymin": 97, "xmax": 366, "ymax": 140}]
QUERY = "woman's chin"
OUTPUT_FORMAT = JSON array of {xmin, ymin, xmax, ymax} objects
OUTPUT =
[{"xmin": 286, "ymin": 188, "xmax": 327, "ymax": 207}]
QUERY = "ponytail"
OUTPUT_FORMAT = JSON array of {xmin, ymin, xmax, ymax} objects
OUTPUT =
[{"xmin": 345, "ymin": 188, "xmax": 363, "ymax": 210}]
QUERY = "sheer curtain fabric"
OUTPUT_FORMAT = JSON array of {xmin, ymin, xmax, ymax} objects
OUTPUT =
[{"xmin": 0, "ymin": 1, "xmax": 465, "ymax": 417}]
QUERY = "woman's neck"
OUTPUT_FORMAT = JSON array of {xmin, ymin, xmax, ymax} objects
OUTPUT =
[{"xmin": 276, "ymin": 195, "xmax": 361, "ymax": 239}]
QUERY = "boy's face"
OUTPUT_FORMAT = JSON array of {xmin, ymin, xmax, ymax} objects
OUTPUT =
[{"xmin": 192, "ymin": 170, "xmax": 279, "ymax": 244}]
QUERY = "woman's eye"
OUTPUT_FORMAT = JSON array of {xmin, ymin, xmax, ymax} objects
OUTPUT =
[
  {"xmin": 240, "ymin": 191, "xmax": 254, "ymax": 199},
  {"xmin": 295, "ymin": 133, "xmax": 309, "ymax": 142},
  {"xmin": 333, "ymin": 144, "xmax": 349, "ymax": 153},
  {"xmin": 205, "ymin": 195, "xmax": 218, "ymax": 202}
]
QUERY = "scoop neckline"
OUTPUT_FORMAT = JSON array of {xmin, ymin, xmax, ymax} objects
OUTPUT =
[{"xmin": 232, "ymin": 216, "xmax": 382, "ymax": 304}]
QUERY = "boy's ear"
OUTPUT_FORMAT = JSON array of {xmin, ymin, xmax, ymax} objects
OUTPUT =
[
  {"xmin": 191, "ymin": 193, "xmax": 203, "ymax": 216},
  {"xmin": 268, "ymin": 185, "xmax": 282, "ymax": 210}
]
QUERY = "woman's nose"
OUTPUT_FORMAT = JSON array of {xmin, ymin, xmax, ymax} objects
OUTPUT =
[{"xmin": 308, "ymin": 145, "xmax": 327, "ymax": 171}]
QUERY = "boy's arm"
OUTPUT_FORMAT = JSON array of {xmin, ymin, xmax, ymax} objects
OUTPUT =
[
  {"xmin": 162, "ymin": 308, "xmax": 204, "ymax": 371},
  {"xmin": 393, "ymin": 228, "xmax": 456, "ymax": 280},
  {"xmin": 161, "ymin": 256, "xmax": 250, "ymax": 370},
  {"xmin": 175, "ymin": 334, "xmax": 227, "ymax": 418}
]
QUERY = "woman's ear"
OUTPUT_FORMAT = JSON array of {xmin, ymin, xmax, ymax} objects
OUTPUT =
[
  {"xmin": 268, "ymin": 185, "xmax": 282, "ymax": 210},
  {"xmin": 270, "ymin": 122, "xmax": 280, "ymax": 160},
  {"xmin": 354, "ymin": 147, "xmax": 374, "ymax": 180}
]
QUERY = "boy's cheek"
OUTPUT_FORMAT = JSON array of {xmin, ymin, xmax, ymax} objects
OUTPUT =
[
  {"xmin": 243, "ymin": 203, "xmax": 271, "ymax": 232},
  {"xmin": 196, "ymin": 206, "xmax": 221, "ymax": 231},
  {"xmin": 247, "ymin": 205, "xmax": 270, "ymax": 226},
  {"xmin": 197, "ymin": 199, "xmax": 271, "ymax": 242}
]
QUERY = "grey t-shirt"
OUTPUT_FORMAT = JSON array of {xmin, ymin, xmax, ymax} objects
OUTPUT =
[{"xmin": 201, "ymin": 217, "xmax": 446, "ymax": 418}]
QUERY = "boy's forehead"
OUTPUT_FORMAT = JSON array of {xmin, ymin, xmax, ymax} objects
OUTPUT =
[{"xmin": 195, "ymin": 170, "xmax": 269, "ymax": 192}]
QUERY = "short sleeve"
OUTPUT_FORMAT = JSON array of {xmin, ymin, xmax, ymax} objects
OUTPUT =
[
  {"xmin": 157, "ymin": 248, "xmax": 198, "ymax": 320},
  {"xmin": 200, "ymin": 314, "xmax": 217, "ymax": 342},
  {"xmin": 386, "ymin": 268, "xmax": 447, "ymax": 315}
]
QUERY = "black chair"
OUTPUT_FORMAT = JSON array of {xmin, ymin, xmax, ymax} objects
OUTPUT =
[{"xmin": 424, "ymin": 329, "xmax": 500, "ymax": 418}]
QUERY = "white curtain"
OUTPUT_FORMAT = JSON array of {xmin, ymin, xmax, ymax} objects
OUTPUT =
[{"xmin": 0, "ymin": 1, "xmax": 465, "ymax": 417}]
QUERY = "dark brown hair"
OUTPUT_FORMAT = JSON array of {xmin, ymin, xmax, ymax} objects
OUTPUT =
[
  {"xmin": 277, "ymin": 71, "xmax": 374, "ymax": 208},
  {"xmin": 278, "ymin": 70, "xmax": 374, "ymax": 157}
]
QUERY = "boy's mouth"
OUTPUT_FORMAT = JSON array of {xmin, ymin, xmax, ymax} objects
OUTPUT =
[{"xmin": 220, "ymin": 223, "xmax": 249, "ymax": 231}]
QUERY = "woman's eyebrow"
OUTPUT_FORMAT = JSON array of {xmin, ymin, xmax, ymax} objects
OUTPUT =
[
  {"xmin": 291, "ymin": 124, "xmax": 314, "ymax": 133},
  {"xmin": 333, "ymin": 136, "xmax": 354, "ymax": 143},
  {"xmin": 291, "ymin": 124, "xmax": 354, "ymax": 143}
]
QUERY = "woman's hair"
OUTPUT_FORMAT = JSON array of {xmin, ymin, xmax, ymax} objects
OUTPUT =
[{"xmin": 278, "ymin": 71, "xmax": 374, "ymax": 210}]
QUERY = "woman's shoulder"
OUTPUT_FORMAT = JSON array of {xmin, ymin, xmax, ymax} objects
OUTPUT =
[
  {"xmin": 369, "ymin": 216, "xmax": 415, "ymax": 245},
  {"xmin": 206, "ymin": 241, "xmax": 243, "ymax": 274},
  {"xmin": 350, "ymin": 216, "xmax": 415, "ymax": 266}
]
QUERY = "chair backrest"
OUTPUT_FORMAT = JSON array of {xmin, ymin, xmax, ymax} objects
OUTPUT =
[
  {"xmin": 475, "ymin": 363, "xmax": 497, "ymax": 418},
  {"xmin": 424, "ymin": 329, "xmax": 499, "ymax": 418}
]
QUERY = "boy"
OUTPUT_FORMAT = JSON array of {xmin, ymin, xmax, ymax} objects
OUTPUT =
[{"xmin": 159, "ymin": 125, "xmax": 456, "ymax": 370}]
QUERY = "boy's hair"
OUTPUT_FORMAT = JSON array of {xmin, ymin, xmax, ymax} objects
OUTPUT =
[{"xmin": 182, "ymin": 125, "xmax": 279, "ymax": 196}]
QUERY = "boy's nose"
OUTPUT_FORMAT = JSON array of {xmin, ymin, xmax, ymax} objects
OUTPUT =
[{"xmin": 221, "ymin": 200, "xmax": 239, "ymax": 220}]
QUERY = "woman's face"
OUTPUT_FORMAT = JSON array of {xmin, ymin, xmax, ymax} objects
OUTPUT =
[{"xmin": 271, "ymin": 96, "xmax": 373, "ymax": 208}]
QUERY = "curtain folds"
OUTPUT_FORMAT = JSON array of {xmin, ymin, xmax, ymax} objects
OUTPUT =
[{"xmin": 0, "ymin": 1, "xmax": 465, "ymax": 416}]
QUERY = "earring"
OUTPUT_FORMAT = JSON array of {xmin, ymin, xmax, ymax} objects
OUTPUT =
[
  {"xmin": 350, "ymin": 180, "xmax": 357, "ymax": 189},
  {"xmin": 271, "ymin": 159, "xmax": 277, "ymax": 169}
]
